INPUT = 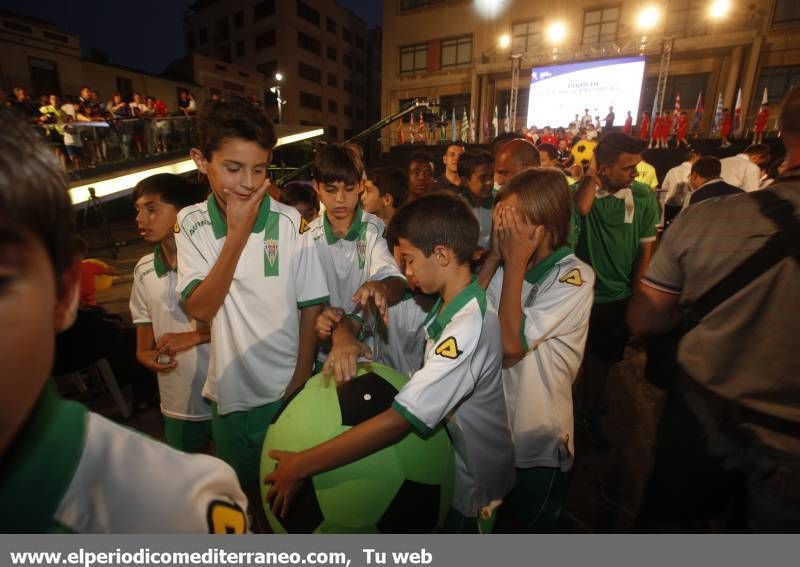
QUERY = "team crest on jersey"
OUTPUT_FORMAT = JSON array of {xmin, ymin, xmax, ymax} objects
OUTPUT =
[
  {"xmin": 299, "ymin": 217, "xmax": 310, "ymax": 234},
  {"xmin": 173, "ymin": 222, "xmax": 180, "ymax": 233},
  {"xmin": 435, "ymin": 336, "xmax": 462, "ymax": 359},
  {"xmin": 559, "ymin": 268, "xmax": 584, "ymax": 287},
  {"xmin": 265, "ymin": 239, "xmax": 279, "ymax": 266},
  {"xmin": 357, "ymin": 239, "xmax": 367, "ymax": 261}
]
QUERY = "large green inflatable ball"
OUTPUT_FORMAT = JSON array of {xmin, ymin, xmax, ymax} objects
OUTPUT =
[{"xmin": 261, "ymin": 362, "xmax": 455, "ymax": 533}]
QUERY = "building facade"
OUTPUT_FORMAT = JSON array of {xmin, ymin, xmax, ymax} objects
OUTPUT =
[
  {"xmin": 381, "ymin": 0, "xmax": 800, "ymax": 149},
  {"xmin": 184, "ymin": 0, "xmax": 381, "ymax": 142}
]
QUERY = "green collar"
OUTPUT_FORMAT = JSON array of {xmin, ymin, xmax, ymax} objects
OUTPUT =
[
  {"xmin": 208, "ymin": 194, "xmax": 270, "ymax": 239},
  {"xmin": 323, "ymin": 205, "xmax": 364, "ymax": 245},
  {"xmin": 424, "ymin": 276, "xmax": 486, "ymax": 342},
  {"xmin": 459, "ymin": 187, "xmax": 494, "ymax": 209},
  {"xmin": 153, "ymin": 245, "xmax": 176, "ymax": 277},
  {"xmin": 0, "ymin": 382, "xmax": 87, "ymax": 533},
  {"xmin": 524, "ymin": 246, "xmax": 572, "ymax": 285}
]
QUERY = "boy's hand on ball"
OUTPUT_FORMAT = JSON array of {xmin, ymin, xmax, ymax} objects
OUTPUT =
[
  {"xmin": 324, "ymin": 338, "xmax": 373, "ymax": 383},
  {"xmin": 316, "ymin": 307, "xmax": 345, "ymax": 341},
  {"xmin": 265, "ymin": 450, "xmax": 304, "ymax": 519}
]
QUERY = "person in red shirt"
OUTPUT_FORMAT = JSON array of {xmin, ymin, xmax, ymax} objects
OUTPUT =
[
  {"xmin": 623, "ymin": 111, "xmax": 633, "ymax": 135},
  {"xmin": 655, "ymin": 110, "xmax": 672, "ymax": 149},
  {"xmin": 720, "ymin": 108, "xmax": 732, "ymax": 147},
  {"xmin": 753, "ymin": 103, "xmax": 770, "ymax": 144},
  {"xmin": 640, "ymin": 111, "xmax": 651, "ymax": 145},
  {"xmin": 539, "ymin": 126, "xmax": 559, "ymax": 146},
  {"xmin": 675, "ymin": 110, "xmax": 690, "ymax": 148}
]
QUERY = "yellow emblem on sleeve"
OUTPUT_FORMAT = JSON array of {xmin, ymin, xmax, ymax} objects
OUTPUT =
[
  {"xmin": 207, "ymin": 501, "xmax": 247, "ymax": 534},
  {"xmin": 173, "ymin": 222, "xmax": 181, "ymax": 234},
  {"xmin": 299, "ymin": 217, "xmax": 310, "ymax": 234},
  {"xmin": 434, "ymin": 337, "xmax": 462, "ymax": 359},
  {"xmin": 559, "ymin": 268, "xmax": 584, "ymax": 287}
]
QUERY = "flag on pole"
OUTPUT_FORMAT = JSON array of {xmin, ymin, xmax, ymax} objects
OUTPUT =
[
  {"xmin": 492, "ymin": 105, "xmax": 499, "ymax": 138},
  {"xmin": 470, "ymin": 106, "xmax": 476, "ymax": 144},
  {"xmin": 410, "ymin": 112, "xmax": 417, "ymax": 143},
  {"xmin": 440, "ymin": 113, "xmax": 446, "ymax": 143},
  {"xmin": 762, "ymin": 87, "xmax": 769, "ymax": 105},
  {"xmin": 691, "ymin": 92, "xmax": 703, "ymax": 132},
  {"xmin": 504, "ymin": 104, "xmax": 510, "ymax": 133},
  {"xmin": 712, "ymin": 92, "xmax": 724, "ymax": 134},
  {"xmin": 451, "ymin": 108, "xmax": 457, "ymax": 142},
  {"xmin": 733, "ymin": 87, "xmax": 743, "ymax": 134},
  {"xmin": 418, "ymin": 112, "xmax": 425, "ymax": 143},
  {"xmin": 674, "ymin": 93, "xmax": 681, "ymax": 115},
  {"xmin": 398, "ymin": 118, "xmax": 404, "ymax": 144},
  {"xmin": 461, "ymin": 108, "xmax": 469, "ymax": 142}
]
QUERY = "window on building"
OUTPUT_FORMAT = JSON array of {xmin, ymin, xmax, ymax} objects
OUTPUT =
[
  {"xmin": 256, "ymin": 29, "xmax": 276, "ymax": 50},
  {"xmin": 328, "ymin": 73, "xmax": 338, "ymax": 87},
  {"xmin": 235, "ymin": 41, "xmax": 245, "ymax": 58},
  {"xmin": 199, "ymin": 27, "xmax": 208, "ymax": 44},
  {"xmin": 257, "ymin": 60, "xmax": 278, "ymax": 78},
  {"xmin": 512, "ymin": 20, "xmax": 542, "ymax": 53},
  {"xmin": 297, "ymin": 31, "xmax": 321, "ymax": 55},
  {"xmin": 755, "ymin": 66, "xmax": 800, "ymax": 105},
  {"xmin": 355, "ymin": 84, "xmax": 365, "ymax": 98},
  {"xmin": 773, "ymin": 0, "xmax": 800, "ymax": 27},
  {"xmin": 640, "ymin": 73, "xmax": 708, "ymax": 117},
  {"xmin": 355, "ymin": 59, "xmax": 364, "ymax": 74},
  {"xmin": 344, "ymin": 80, "xmax": 353, "ymax": 93},
  {"xmin": 344, "ymin": 104, "xmax": 352, "ymax": 117},
  {"xmin": 296, "ymin": 1, "xmax": 320, "ymax": 27},
  {"xmin": 344, "ymin": 128, "xmax": 353, "ymax": 139},
  {"xmin": 234, "ymin": 11, "xmax": 244, "ymax": 29},
  {"xmin": 300, "ymin": 91, "xmax": 322, "ymax": 110},
  {"xmin": 217, "ymin": 44, "xmax": 232, "ymax": 63},
  {"xmin": 299, "ymin": 61, "xmax": 322, "ymax": 84},
  {"xmin": 328, "ymin": 125, "xmax": 338, "ymax": 139},
  {"xmin": 343, "ymin": 54, "xmax": 353, "ymax": 68},
  {"xmin": 328, "ymin": 99, "xmax": 338, "ymax": 113},
  {"xmin": 43, "ymin": 31, "xmax": 69, "ymax": 43},
  {"xmin": 28, "ymin": 57, "xmax": 60, "ymax": 97},
  {"xmin": 115, "ymin": 77, "xmax": 133, "ymax": 101},
  {"xmin": 582, "ymin": 6, "xmax": 620, "ymax": 45},
  {"xmin": 214, "ymin": 16, "xmax": 229, "ymax": 43},
  {"xmin": 356, "ymin": 35, "xmax": 364, "ymax": 50},
  {"xmin": 401, "ymin": 0, "xmax": 432, "ymax": 9},
  {"xmin": 327, "ymin": 46, "xmax": 337, "ymax": 61},
  {"xmin": 356, "ymin": 107, "xmax": 364, "ymax": 120},
  {"xmin": 438, "ymin": 93, "xmax": 470, "ymax": 117},
  {"xmin": 343, "ymin": 28, "xmax": 352, "ymax": 43},
  {"xmin": 665, "ymin": 0, "xmax": 710, "ymax": 37},
  {"xmin": 441, "ymin": 35, "xmax": 472, "ymax": 68},
  {"xmin": 400, "ymin": 43, "xmax": 428, "ymax": 75},
  {"xmin": 327, "ymin": 17, "xmax": 337, "ymax": 34},
  {"xmin": 254, "ymin": 0, "xmax": 276, "ymax": 20}
]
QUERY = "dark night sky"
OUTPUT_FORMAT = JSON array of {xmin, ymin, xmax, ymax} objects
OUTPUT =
[{"xmin": 2, "ymin": 0, "xmax": 382, "ymax": 75}]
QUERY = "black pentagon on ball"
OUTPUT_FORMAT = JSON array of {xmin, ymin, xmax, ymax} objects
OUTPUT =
[
  {"xmin": 276, "ymin": 474, "xmax": 323, "ymax": 533},
  {"xmin": 377, "ymin": 480, "xmax": 441, "ymax": 533},
  {"xmin": 336, "ymin": 372, "xmax": 398, "ymax": 426}
]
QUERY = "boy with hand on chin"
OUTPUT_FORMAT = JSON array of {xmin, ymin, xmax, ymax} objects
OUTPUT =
[
  {"xmin": 175, "ymin": 100, "xmax": 329, "ymax": 524},
  {"xmin": 266, "ymin": 193, "xmax": 515, "ymax": 533}
]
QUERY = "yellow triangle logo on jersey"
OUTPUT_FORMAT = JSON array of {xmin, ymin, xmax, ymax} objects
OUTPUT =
[
  {"xmin": 173, "ymin": 222, "xmax": 180, "ymax": 234},
  {"xmin": 559, "ymin": 268, "xmax": 584, "ymax": 287},
  {"xmin": 299, "ymin": 217, "xmax": 310, "ymax": 234},
  {"xmin": 435, "ymin": 336, "xmax": 462, "ymax": 359}
]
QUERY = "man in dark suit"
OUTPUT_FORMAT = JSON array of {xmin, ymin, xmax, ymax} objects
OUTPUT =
[{"xmin": 689, "ymin": 156, "xmax": 744, "ymax": 204}]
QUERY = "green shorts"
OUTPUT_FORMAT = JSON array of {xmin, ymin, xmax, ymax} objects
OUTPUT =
[
  {"xmin": 163, "ymin": 416, "xmax": 213, "ymax": 453},
  {"xmin": 504, "ymin": 466, "xmax": 569, "ymax": 532},
  {"xmin": 210, "ymin": 400, "xmax": 283, "ymax": 487}
]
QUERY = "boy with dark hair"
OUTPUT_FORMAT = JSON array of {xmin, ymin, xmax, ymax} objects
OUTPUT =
[
  {"xmin": 406, "ymin": 151, "xmax": 435, "ymax": 202},
  {"xmin": 266, "ymin": 193, "xmax": 515, "ymax": 533},
  {"xmin": 361, "ymin": 166, "xmax": 407, "ymax": 225},
  {"xmin": 572, "ymin": 133, "xmax": 660, "ymax": 448},
  {"xmin": 279, "ymin": 182, "xmax": 319, "ymax": 223},
  {"xmin": 0, "ymin": 109, "xmax": 247, "ymax": 533},
  {"xmin": 130, "ymin": 173, "xmax": 213, "ymax": 453},
  {"xmin": 457, "ymin": 149, "xmax": 495, "ymax": 253},
  {"xmin": 177, "ymin": 99, "xmax": 329, "ymax": 520},
  {"xmin": 305, "ymin": 146, "xmax": 405, "ymax": 366}
]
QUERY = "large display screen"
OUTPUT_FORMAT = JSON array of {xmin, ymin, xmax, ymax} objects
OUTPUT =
[{"xmin": 526, "ymin": 56, "xmax": 646, "ymax": 129}]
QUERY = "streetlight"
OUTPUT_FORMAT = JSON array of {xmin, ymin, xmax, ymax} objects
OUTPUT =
[
  {"xmin": 637, "ymin": 6, "xmax": 661, "ymax": 31},
  {"xmin": 270, "ymin": 71, "xmax": 284, "ymax": 123},
  {"xmin": 709, "ymin": 0, "xmax": 731, "ymax": 20},
  {"xmin": 546, "ymin": 21, "xmax": 566, "ymax": 44}
]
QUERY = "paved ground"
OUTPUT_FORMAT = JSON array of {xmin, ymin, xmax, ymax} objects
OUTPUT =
[{"xmin": 82, "ymin": 219, "xmax": 665, "ymax": 533}]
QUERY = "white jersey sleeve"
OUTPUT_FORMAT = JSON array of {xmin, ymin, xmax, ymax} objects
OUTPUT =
[
  {"xmin": 129, "ymin": 258, "xmax": 152, "ymax": 326},
  {"xmin": 175, "ymin": 209, "xmax": 211, "ymax": 301},
  {"xmin": 393, "ymin": 310, "xmax": 479, "ymax": 434},
  {"xmin": 367, "ymin": 223, "xmax": 404, "ymax": 284}
]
